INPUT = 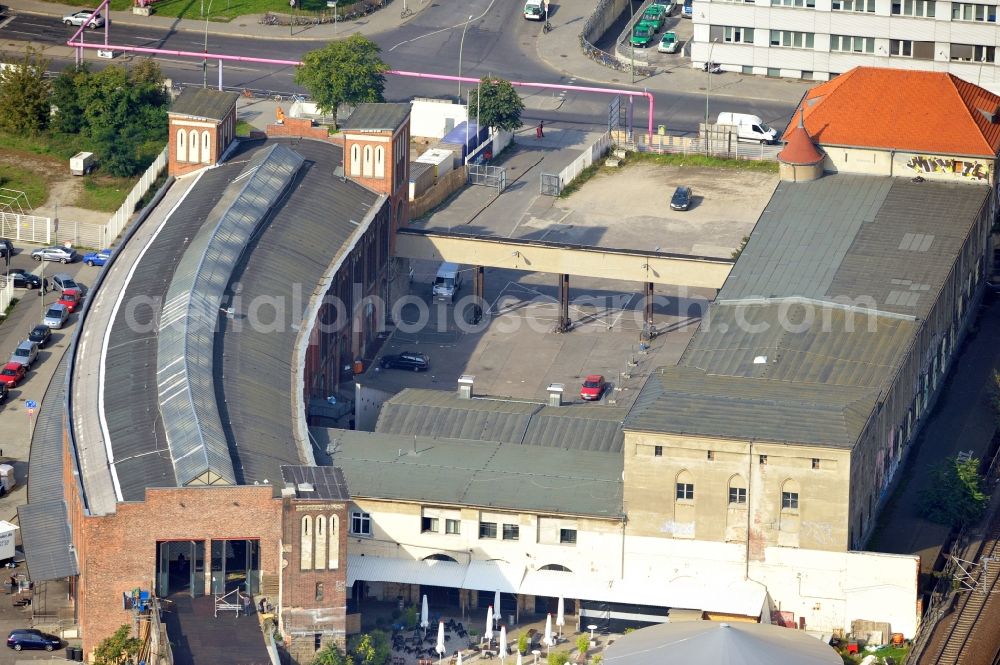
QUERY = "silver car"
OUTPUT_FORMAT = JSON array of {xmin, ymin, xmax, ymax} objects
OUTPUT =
[
  {"xmin": 43, "ymin": 304, "xmax": 69, "ymax": 330},
  {"xmin": 9, "ymin": 340, "xmax": 37, "ymax": 368},
  {"xmin": 51, "ymin": 273, "xmax": 80, "ymax": 293},
  {"xmin": 62, "ymin": 10, "xmax": 105, "ymax": 28},
  {"xmin": 32, "ymin": 247, "xmax": 77, "ymax": 264}
]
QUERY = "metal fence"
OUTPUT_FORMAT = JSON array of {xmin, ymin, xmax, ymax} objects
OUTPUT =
[
  {"xmin": 0, "ymin": 212, "xmax": 51, "ymax": 245},
  {"xmin": 106, "ymin": 146, "xmax": 168, "ymax": 244}
]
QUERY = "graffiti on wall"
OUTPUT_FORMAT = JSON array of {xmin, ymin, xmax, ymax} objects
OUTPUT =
[{"xmin": 905, "ymin": 154, "xmax": 990, "ymax": 181}]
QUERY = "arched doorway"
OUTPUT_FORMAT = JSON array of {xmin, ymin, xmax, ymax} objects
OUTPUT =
[
  {"xmin": 420, "ymin": 554, "xmax": 461, "ymax": 610},
  {"xmin": 533, "ymin": 565, "xmax": 576, "ymax": 616}
]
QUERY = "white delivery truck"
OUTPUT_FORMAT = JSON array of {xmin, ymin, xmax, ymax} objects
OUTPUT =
[
  {"xmin": 716, "ymin": 112, "xmax": 778, "ymax": 144},
  {"xmin": 432, "ymin": 262, "xmax": 463, "ymax": 303},
  {"xmin": 524, "ymin": 0, "xmax": 544, "ymax": 19}
]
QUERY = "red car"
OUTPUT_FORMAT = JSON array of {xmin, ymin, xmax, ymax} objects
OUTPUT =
[
  {"xmin": 0, "ymin": 362, "xmax": 25, "ymax": 388},
  {"xmin": 58, "ymin": 288, "xmax": 81, "ymax": 313},
  {"xmin": 580, "ymin": 374, "xmax": 606, "ymax": 401}
]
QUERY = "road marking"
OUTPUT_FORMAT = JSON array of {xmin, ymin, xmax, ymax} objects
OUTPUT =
[{"xmin": 388, "ymin": 0, "xmax": 500, "ymax": 52}]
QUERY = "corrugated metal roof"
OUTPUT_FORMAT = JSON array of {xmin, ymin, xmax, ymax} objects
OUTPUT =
[
  {"xmin": 169, "ymin": 88, "xmax": 239, "ymax": 121},
  {"xmin": 217, "ymin": 139, "xmax": 382, "ymax": 487},
  {"xmin": 280, "ymin": 466, "xmax": 350, "ymax": 500},
  {"xmin": 318, "ymin": 428, "xmax": 624, "ymax": 518},
  {"xmin": 158, "ymin": 143, "xmax": 304, "ymax": 487},
  {"xmin": 375, "ymin": 389, "xmax": 625, "ymax": 452},
  {"xmin": 340, "ymin": 103, "xmax": 410, "ymax": 131},
  {"xmin": 347, "ymin": 554, "xmax": 467, "ymax": 588},
  {"xmin": 17, "ymin": 502, "xmax": 78, "ymax": 582},
  {"xmin": 625, "ymin": 367, "xmax": 877, "ymax": 447}
]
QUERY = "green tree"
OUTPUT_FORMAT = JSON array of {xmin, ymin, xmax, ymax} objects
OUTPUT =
[
  {"xmin": 92, "ymin": 625, "xmax": 141, "ymax": 665},
  {"xmin": 349, "ymin": 630, "xmax": 390, "ymax": 665},
  {"xmin": 294, "ymin": 35, "xmax": 388, "ymax": 124},
  {"xmin": 313, "ymin": 644, "xmax": 354, "ymax": 665},
  {"xmin": 0, "ymin": 48, "xmax": 51, "ymax": 136},
  {"xmin": 919, "ymin": 455, "xmax": 989, "ymax": 528},
  {"xmin": 468, "ymin": 76, "xmax": 525, "ymax": 132},
  {"xmin": 50, "ymin": 65, "xmax": 91, "ymax": 134}
]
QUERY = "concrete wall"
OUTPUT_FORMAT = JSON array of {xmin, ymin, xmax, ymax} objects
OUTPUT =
[
  {"xmin": 354, "ymin": 383, "xmax": 397, "ymax": 432},
  {"xmin": 821, "ymin": 146, "xmax": 997, "ymax": 185},
  {"xmin": 622, "ymin": 431, "xmax": 852, "ymax": 552}
]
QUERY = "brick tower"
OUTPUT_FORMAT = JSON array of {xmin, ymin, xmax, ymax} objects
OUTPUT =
[{"xmin": 167, "ymin": 88, "xmax": 239, "ymax": 177}]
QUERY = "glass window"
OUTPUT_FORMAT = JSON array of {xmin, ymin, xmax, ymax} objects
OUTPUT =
[
  {"xmin": 559, "ymin": 528, "xmax": 577, "ymax": 544},
  {"xmin": 770, "ymin": 30, "xmax": 814, "ymax": 48},
  {"xmin": 315, "ymin": 582, "xmax": 324, "ymax": 602},
  {"xmin": 951, "ymin": 43, "xmax": 975, "ymax": 60},
  {"xmin": 421, "ymin": 517, "xmax": 439, "ymax": 533},
  {"xmin": 729, "ymin": 487, "xmax": 747, "ymax": 504},
  {"xmin": 782, "ymin": 491, "xmax": 800, "ymax": 510},
  {"xmin": 351, "ymin": 511, "xmax": 371, "ymax": 535},
  {"xmin": 445, "ymin": 519, "xmax": 461, "ymax": 534},
  {"xmin": 812, "ymin": 458, "xmax": 820, "ymax": 470},
  {"xmin": 891, "ymin": 39, "xmax": 913, "ymax": 56},
  {"xmin": 676, "ymin": 482, "xmax": 695, "ymax": 500},
  {"xmin": 654, "ymin": 445, "xmax": 663, "ymax": 457},
  {"xmin": 502, "ymin": 524, "xmax": 520, "ymax": 541},
  {"xmin": 479, "ymin": 522, "xmax": 497, "ymax": 539}
]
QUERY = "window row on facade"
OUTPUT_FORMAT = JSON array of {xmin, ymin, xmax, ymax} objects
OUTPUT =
[
  {"xmin": 349, "ymin": 144, "xmax": 387, "ymax": 179},
  {"xmin": 650, "ymin": 444, "xmax": 826, "ymax": 471},
  {"xmin": 722, "ymin": 0, "xmax": 992, "ymax": 19},
  {"xmin": 673, "ymin": 471, "xmax": 801, "ymax": 512},
  {"xmin": 714, "ymin": 26, "xmax": 1000, "ymax": 61},
  {"xmin": 347, "ymin": 508, "xmax": 579, "ymax": 545},
  {"xmin": 176, "ymin": 129, "xmax": 213, "ymax": 165}
]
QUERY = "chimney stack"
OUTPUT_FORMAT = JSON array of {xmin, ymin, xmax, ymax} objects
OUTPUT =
[
  {"xmin": 547, "ymin": 383, "xmax": 564, "ymax": 407},
  {"xmin": 458, "ymin": 375, "xmax": 475, "ymax": 400}
]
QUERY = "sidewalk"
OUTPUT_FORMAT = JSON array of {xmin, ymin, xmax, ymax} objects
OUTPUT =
[{"xmin": 7, "ymin": 0, "xmax": 811, "ymax": 103}]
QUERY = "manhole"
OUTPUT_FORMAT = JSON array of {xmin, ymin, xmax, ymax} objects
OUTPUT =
[{"xmin": 560, "ymin": 54, "xmax": 567, "ymax": 57}]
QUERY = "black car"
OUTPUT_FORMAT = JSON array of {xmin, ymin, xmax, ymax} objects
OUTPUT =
[
  {"xmin": 29, "ymin": 324, "xmax": 52, "ymax": 348},
  {"xmin": 670, "ymin": 186, "xmax": 692, "ymax": 211},
  {"xmin": 7, "ymin": 629, "xmax": 61, "ymax": 651},
  {"xmin": 0, "ymin": 239, "xmax": 15, "ymax": 259},
  {"xmin": 2, "ymin": 269, "xmax": 40, "ymax": 289},
  {"xmin": 0, "ymin": 383, "xmax": 8, "ymax": 405},
  {"xmin": 380, "ymin": 352, "xmax": 430, "ymax": 372}
]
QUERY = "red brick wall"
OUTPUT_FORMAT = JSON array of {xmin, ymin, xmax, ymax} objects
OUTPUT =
[
  {"xmin": 78, "ymin": 486, "xmax": 282, "ymax": 658},
  {"xmin": 266, "ymin": 118, "xmax": 331, "ymax": 141},
  {"xmin": 167, "ymin": 106, "xmax": 236, "ymax": 177}
]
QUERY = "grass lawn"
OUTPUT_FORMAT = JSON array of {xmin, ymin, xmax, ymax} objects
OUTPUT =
[
  {"xmin": 628, "ymin": 151, "xmax": 780, "ymax": 173},
  {"xmin": 55, "ymin": 0, "xmax": 361, "ymax": 21},
  {"xmin": 74, "ymin": 176, "xmax": 132, "ymax": 212},
  {"xmin": 0, "ymin": 164, "xmax": 50, "ymax": 211},
  {"xmin": 0, "ymin": 130, "xmax": 96, "ymax": 162},
  {"xmin": 235, "ymin": 119, "xmax": 255, "ymax": 136}
]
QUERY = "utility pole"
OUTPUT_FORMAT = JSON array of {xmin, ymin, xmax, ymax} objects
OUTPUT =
[
  {"xmin": 704, "ymin": 38, "xmax": 720, "ymax": 154},
  {"xmin": 457, "ymin": 15, "xmax": 474, "ymax": 101}
]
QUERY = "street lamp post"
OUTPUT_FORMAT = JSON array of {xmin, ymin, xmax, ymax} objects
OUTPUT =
[
  {"xmin": 290, "ymin": 0, "xmax": 295, "ymax": 36},
  {"xmin": 457, "ymin": 15, "xmax": 474, "ymax": 101},
  {"xmin": 629, "ymin": 0, "xmax": 638, "ymax": 84},
  {"xmin": 202, "ymin": 0, "xmax": 214, "ymax": 88},
  {"xmin": 704, "ymin": 37, "xmax": 720, "ymax": 153}
]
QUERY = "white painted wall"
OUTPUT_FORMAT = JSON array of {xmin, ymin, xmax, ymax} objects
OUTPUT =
[{"xmin": 410, "ymin": 99, "xmax": 469, "ymax": 140}]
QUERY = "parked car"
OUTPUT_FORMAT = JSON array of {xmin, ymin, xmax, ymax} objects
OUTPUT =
[
  {"xmin": 9, "ymin": 340, "xmax": 38, "ymax": 368},
  {"xmin": 0, "ymin": 362, "xmax": 25, "ymax": 388},
  {"xmin": 28, "ymin": 325, "xmax": 51, "ymax": 348},
  {"xmin": 380, "ymin": 352, "xmax": 430, "ymax": 372},
  {"xmin": 58, "ymin": 288, "xmax": 81, "ymax": 313},
  {"xmin": 670, "ymin": 186, "xmax": 692, "ymax": 211},
  {"xmin": 1, "ymin": 269, "xmax": 39, "ymax": 290},
  {"xmin": 658, "ymin": 31, "xmax": 680, "ymax": 53},
  {"xmin": 6, "ymin": 629, "xmax": 61, "ymax": 651},
  {"xmin": 641, "ymin": 6, "xmax": 665, "ymax": 30},
  {"xmin": 31, "ymin": 246, "xmax": 77, "ymax": 264},
  {"xmin": 580, "ymin": 374, "xmax": 607, "ymax": 401},
  {"xmin": 52, "ymin": 273, "xmax": 81, "ymax": 293},
  {"xmin": 62, "ymin": 10, "xmax": 105, "ymax": 28},
  {"xmin": 0, "ymin": 239, "xmax": 15, "ymax": 259},
  {"xmin": 44, "ymin": 303, "xmax": 69, "ymax": 329},
  {"xmin": 83, "ymin": 248, "xmax": 112, "ymax": 267},
  {"xmin": 0, "ymin": 384, "xmax": 9, "ymax": 405},
  {"xmin": 630, "ymin": 24, "xmax": 655, "ymax": 47}
]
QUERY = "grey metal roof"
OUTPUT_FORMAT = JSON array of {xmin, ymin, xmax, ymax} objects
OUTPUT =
[
  {"xmin": 20, "ymin": 355, "xmax": 78, "ymax": 581},
  {"xmin": 375, "ymin": 389, "xmax": 626, "ymax": 452},
  {"xmin": 281, "ymin": 465, "xmax": 350, "ymax": 500},
  {"xmin": 720, "ymin": 176, "xmax": 989, "ymax": 319},
  {"xmin": 316, "ymin": 428, "xmax": 624, "ymax": 518},
  {"xmin": 340, "ymin": 103, "xmax": 411, "ymax": 131},
  {"xmin": 104, "ymin": 167, "xmax": 235, "ymax": 500},
  {"xmin": 216, "ymin": 138, "xmax": 382, "ymax": 487},
  {"xmin": 158, "ymin": 144, "xmax": 304, "ymax": 487},
  {"xmin": 625, "ymin": 366, "xmax": 877, "ymax": 448},
  {"xmin": 169, "ymin": 88, "xmax": 239, "ymax": 122}
]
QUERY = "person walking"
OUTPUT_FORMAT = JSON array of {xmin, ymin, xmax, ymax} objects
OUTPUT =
[
  {"xmin": 241, "ymin": 590, "xmax": 252, "ymax": 615},
  {"xmin": 536, "ymin": 121, "xmax": 544, "ymax": 139}
]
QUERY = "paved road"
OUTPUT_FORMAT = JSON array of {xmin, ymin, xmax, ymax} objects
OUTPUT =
[{"xmin": 2, "ymin": 0, "xmax": 802, "ymax": 134}]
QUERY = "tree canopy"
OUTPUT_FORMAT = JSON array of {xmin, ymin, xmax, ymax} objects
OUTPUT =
[
  {"xmin": 468, "ymin": 76, "xmax": 525, "ymax": 132},
  {"xmin": 294, "ymin": 35, "xmax": 388, "ymax": 121},
  {"xmin": 93, "ymin": 625, "xmax": 141, "ymax": 665},
  {"xmin": 312, "ymin": 643, "xmax": 353, "ymax": 665},
  {"xmin": 0, "ymin": 48, "xmax": 51, "ymax": 136},
  {"xmin": 919, "ymin": 455, "xmax": 988, "ymax": 529}
]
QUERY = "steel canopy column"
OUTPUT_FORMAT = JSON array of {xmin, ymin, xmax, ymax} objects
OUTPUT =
[
  {"xmin": 645, "ymin": 282, "xmax": 654, "ymax": 329},
  {"xmin": 558, "ymin": 274, "xmax": 570, "ymax": 332},
  {"xmin": 473, "ymin": 266, "xmax": 485, "ymax": 324}
]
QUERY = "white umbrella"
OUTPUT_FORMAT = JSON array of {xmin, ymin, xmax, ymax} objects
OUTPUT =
[
  {"xmin": 457, "ymin": 653, "xmax": 463, "ymax": 665},
  {"xmin": 556, "ymin": 597, "xmax": 565, "ymax": 638},
  {"xmin": 421, "ymin": 595, "xmax": 430, "ymax": 631},
  {"xmin": 485, "ymin": 606, "xmax": 494, "ymax": 643},
  {"xmin": 494, "ymin": 590, "xmax": 502, "ymax": 627},
  {"xmin": 516, "ymin": 651, "xmax": 523, "ymax": 665},
  {"xmin": 544, "ymin": 613, "xmax": 553, "ymax": 650},
  {"xmin": 499, "ymin": 625, "xmax": 507, "ymax": 664},
  {"xmin": 436, "ymin": 621, "xmax": 446, "ymax": 663}
]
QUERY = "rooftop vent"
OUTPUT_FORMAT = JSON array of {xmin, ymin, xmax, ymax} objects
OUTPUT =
[
  {"xmin": 297, "ymin": 482, "xmax": 315, "ymax": 493},
  {"xmin": 547, "ymin": 383, "xmax": 565, "ymax": 407},
  {"xmin": 458, "ymin": 375, "xmax": 475, "ymax": 399}
]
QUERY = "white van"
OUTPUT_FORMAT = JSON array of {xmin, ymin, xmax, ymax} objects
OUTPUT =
[
  {"xmin": 432, "ymin": 262, "xmax": 463, "ymax": 303},
  {"xmin": 524, "ymin": 0, "xmax": 544, "ymax": 20},
  {"xmin": 716, "ymin": 112, "xmax": 779, "ymax": 144}
]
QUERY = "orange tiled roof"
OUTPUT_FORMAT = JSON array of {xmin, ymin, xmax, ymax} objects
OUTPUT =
[
  {"xmin": 778, "ymin": 112, "xmax": 824, "ymax": 165},
  {"xmin": 791, "ymin": 67, "xmax": 1000, "ymax": 157}
]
